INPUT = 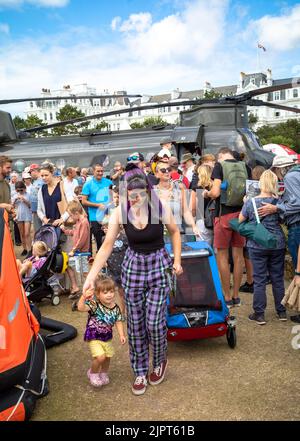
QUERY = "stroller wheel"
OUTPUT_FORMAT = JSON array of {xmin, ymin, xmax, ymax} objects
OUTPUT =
[
  {"xmin": 226, "ymin": 326, "xmax": 236, "ymax": 349},
  {"xmin": 51, "ymin": 295, "xmax": 60, "ymax": 306}
]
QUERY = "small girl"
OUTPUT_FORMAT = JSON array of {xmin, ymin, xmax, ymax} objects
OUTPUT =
[
  {"xmin": 12, "ymin": 180, "xmax": 32, "ymax": 256},
  {"xmin": 61, "ymin": 200, "xmax": 90, "ymax": 299},
  {"xmin": 17, "ymin": 240, "xmax": 48, "ymax": 278},
  {"xmin": 239, "ymin": 170, "xmax": 287, "ymax": 325},
  {"xmin": 77, "ymin": 275, "xmax": 126, "ymax": 387}
]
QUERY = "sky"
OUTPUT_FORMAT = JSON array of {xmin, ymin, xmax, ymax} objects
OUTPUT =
[{"xmin": 1, "ymin": 0, "xmax": 300, "ymax": 116}]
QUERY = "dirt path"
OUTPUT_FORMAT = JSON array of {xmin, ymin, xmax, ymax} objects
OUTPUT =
[{"xmin": 30, "ymin": 288, "xmax": 300, "ymax": 421}]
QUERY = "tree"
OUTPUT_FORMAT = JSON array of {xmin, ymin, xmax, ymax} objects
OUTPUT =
[
  {"xmin": 255, "ymin": 119, "xmax": 300, "ymax": 152},
  {"xmin": 94, "ymin": 120, "xmax": 109, "ymax": 130},
  {"xmin": 13, "ymin": 116, "xmax": 26, "ymax": 130},
  {"xmin": 130, "ymin": 116, "xmax": 168, "ymax": 129},
  {"xmin": 248, "ymin": 112, "xmax": 259, "ymax": 128},
  {"xmin": 13, "ymin": 114, "xmax": 48, "ymax": 137},
  {"xmin": 203, "ymin": 89, "xmax": 223, "ymax": 99},
  {"xmin": 51, "ymin": 104, "xmax": 90, "ymax": 136}
]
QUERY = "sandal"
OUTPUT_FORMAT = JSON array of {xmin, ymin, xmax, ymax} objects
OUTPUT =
[
  {"xmin": 87, "ymin": 369, "xmax": 102, "ymax": 387},
  {"xmin": 68, "ymin": 290, "xmax": 80, "ymax": 299}
]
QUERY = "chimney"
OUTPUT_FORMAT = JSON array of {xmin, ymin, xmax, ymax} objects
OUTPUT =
[
  {"xmin": 267, "ymin": 68, "xmax": 272, "ymax": 86},
  {"xmin": 240, "ymin": 72, "xmax": 246, "ymax": 89},
  {"xmin": 171, "ymin": 88, "xmax": 180, "ymax": 100}
]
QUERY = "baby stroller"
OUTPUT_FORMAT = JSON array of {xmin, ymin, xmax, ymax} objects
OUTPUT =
[
  {"xmin": 24, "ymin": 225, "xmax": 69, "ymax": 306},
  {"xmin": 165, "ymin": 240, "xmax": 237, "ymax": 348}
]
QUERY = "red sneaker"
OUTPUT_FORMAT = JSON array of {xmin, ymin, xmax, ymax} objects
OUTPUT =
[
  {"xmin": 132, "ymin": 376, "xmax": 147, "ymax": 396},
  {"xmin": 149, "ymin": 359, "xmax": 168, "ymax": 386}
]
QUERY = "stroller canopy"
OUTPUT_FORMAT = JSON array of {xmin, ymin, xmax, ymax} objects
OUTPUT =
[{"xmin": 34, "ymin": 225, "xmax": 59, "ymax": 250}]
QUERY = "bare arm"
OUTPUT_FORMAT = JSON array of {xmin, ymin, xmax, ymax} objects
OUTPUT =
[
  {"xmin": 189, "ymin": 190, "xmax": 196, "ymax": 217},
  {"xmin": 162, "ymin": 203, "xmax": 182, "ymax": 275},
  {"xmin": 82, "ymin": 208, "xmax": 121, "ymax": 293},
  {"xmin": 239, "ymin": 213, "xmax": 247, "ymax": 223},
  {"xmin": 203, "ymin": 179, "xmax": 221, "ymax": 199},
  {"xmin": 77, "ymin": 290, "xmax": 93, "ymax": 312},
  {"xmin": 81, "ymin": 194, "xmax": 105, "ymax": 210},
  {"xmin": 115, "ymin": 321, "xmax": 126, "ymax": 344}
]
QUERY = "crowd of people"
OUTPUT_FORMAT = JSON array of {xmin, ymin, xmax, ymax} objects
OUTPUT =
[{"xmin": 0, "ymin": 135, "xmax": 300, "ymax": 396}]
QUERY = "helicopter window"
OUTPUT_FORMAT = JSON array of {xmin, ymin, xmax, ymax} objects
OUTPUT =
[{"xmin": 204, "ymin": 130, "xmax": 246, "ymax": 155}]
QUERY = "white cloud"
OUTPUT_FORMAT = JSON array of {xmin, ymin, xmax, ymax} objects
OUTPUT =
[
  {"xmin": 119, "ymin": 12, "xmax": 152, "ymax": 33},
  {"xmin": 111, "ymin": 16, "xmax": 121, "ymax": 31},
  {"xmin": 0, "ymin": 0, "xmax": 69, "ymax": 8},
  {"xmin": 248, "ymin": 4, "xmax": 300, "ymax": 51},
  {"xmin": 0, "ymin": 23, "xmax": 10, "ymax": 33}
]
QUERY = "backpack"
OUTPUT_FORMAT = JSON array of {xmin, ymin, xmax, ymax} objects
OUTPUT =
[
  {"xmin": 204, "ymin": 199, "xmax": 216, "ymax": 229},
  {"xmin": 220, "ymin": 161, "xmax": 248, "ymax": 207}
]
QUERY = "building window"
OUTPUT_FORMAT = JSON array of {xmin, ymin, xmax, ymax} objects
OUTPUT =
[
  {"xmin": 275, "ymin": 111, "xmax": 280, "ymax": 117},
  {"xmin": 293, "ymin": 88, "xmax": 299, "ymax": 98},
  {"xmin": 30, "ymin": 102, "xmax": 33, "ymax": 108},
  {"xmin": 50, "ymin": 113, "xmax": 53, "ymax": 120},
  {"xmin": 274, "ymin": 91, "xmax": 280, "ymax": 101},
  {"xmin": 44, "ymin": 113, "xmax": 47, "ymax": 120},
  {"xmin": 117, "ymin": 123, "xmax": 120, "ymax": 130}
]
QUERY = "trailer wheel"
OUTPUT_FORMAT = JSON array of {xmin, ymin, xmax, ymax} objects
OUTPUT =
[
  {"xmin": 51, "ymin": 295, "xmax": 60, "ymax": 306},
  {"xmin": 226, "ymin": 326, "xmax": 236, "ymax": 349}
]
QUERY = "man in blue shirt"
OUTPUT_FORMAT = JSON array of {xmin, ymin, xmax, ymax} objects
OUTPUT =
[{"xmin": 81, "ymin": 163, "xmax": 112, "ymax": 251}]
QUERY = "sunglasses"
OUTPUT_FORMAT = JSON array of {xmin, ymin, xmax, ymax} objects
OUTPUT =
[
  {"xmin": 158, "ymin": 167, "xmax": 171, "ymax": 174},
  {"xmin": 127, "ymin": 155, "xmax": 140, "ymax": 161},
  {"xmin": 128, "ymin": 190, "xmax": 148, "ymax": 200},
  {"xmin": 16, "ymin": 189, "xmax": 25, "ymax": 192}
]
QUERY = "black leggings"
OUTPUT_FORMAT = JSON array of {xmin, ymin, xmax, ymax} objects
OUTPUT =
[{"xmin": 90, "ymin": 221, "xmax": 104, "ymax": 251}]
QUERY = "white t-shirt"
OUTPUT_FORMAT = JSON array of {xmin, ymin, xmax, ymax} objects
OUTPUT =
[
  {"xmin": 185, "ymin": 165, "xmax": 194, "ymax": 183},
  {"xmin": 63, "ymin": 178, "xmax": 79, "ymax": 202}
]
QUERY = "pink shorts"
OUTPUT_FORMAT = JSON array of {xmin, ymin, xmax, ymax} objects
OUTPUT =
[{"xmin": 213, "ymin": 212, "xmax": 245, "ymax": 249}]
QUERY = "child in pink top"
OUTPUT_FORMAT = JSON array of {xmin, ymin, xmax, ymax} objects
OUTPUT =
[
  {"xmin": 17, "ymin": 240, "xmax": 48, "ymax": 278},
  {"xmin": 61, "ymin": 201, "xmax": 90, "ymax": 298}
]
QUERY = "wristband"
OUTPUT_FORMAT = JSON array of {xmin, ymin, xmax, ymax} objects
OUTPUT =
[{"xmin": 295, "ymin": 271, "xmax": 300, "ymax": 276}]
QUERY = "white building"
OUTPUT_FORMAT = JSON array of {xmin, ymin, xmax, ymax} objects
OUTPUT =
[{"xmin": 25, "ymin": 70, "xmax": 300, "ymax": 131}]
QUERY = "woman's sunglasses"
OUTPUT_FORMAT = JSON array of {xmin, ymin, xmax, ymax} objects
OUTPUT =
[
  {"xmin": 16, "ymin": 189, "xmax": 25, "ymax": 192},
  {"xmin": 127, "ymin": 155, "xmax": 140, "ymax": 162},
  {"xmin": 158, "ymin": 167, "xmax": 171, "ymax": 174},
  {"xmin": 128, "ymin": 190, "xmax": 148, "ymax": 200}
]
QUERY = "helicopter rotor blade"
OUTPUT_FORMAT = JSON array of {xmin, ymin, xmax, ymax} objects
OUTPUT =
[
  {"xmin": 232, "ymin": 79, "xmax": 300, "ymax": 102},
  {"xmin": 247, "ymin": 98, "xmax": 300, "ymax": 113},
  {"xmin": 0, "ymin": 94, "xmax": 142, "ymax": 105},
  {"xmin": 20, "ymin": 98, "xmax": 218, "ymax": 133}
]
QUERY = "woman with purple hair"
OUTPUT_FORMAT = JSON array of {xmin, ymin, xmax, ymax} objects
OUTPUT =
[{"xmin": 83, "ymin": 165, "xmax": 182, "ymax": 395}]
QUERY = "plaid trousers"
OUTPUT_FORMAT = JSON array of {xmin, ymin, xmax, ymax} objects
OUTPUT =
[{"xmin": 121, "ymin": 247, "xmax": 172, "ymax": 376}]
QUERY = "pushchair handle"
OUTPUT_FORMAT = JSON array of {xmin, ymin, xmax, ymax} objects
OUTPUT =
[{"xmin": 73, "ymin": 252, "xmax": 91, "ymax": 257}]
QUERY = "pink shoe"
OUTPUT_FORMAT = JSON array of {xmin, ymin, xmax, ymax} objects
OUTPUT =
[
  {"xmin": 87, "ymin": 369, "xmax": 102, "ymax": 387},
  {"xmin": 99, "ymin": 373, "xmax": 110, "ymax": 386}
]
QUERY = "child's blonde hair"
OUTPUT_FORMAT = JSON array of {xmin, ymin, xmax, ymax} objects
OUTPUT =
[
  {"xmin": 259, "ymin": 170, "xmax": 278, "ymax": 196},
  {"xmin": 32, "ymin": 241, "xmax": 48, "ymax": 256},
  {"xmin": 197, "ymin": 164, "xmax": 213, "ymax": 189},
  {"xmin": 67, "ymin": 200, "xmax": 84, "ymax": 214},
  {"xmin": 94, "ymin": 275, "xmax": 116, "ymax": 294}
]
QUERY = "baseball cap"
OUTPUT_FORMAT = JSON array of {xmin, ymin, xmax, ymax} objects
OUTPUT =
[
  {"xmin": 160, "ymin": 136, "xmax": 173, "ymax": 146},
  {"xmin": 271, "ymin": 156, "xmax": 296, "ymax": 168},
  {"xmin": 29, "ymin": 163, "xmax": 40, "ymax": 172}
]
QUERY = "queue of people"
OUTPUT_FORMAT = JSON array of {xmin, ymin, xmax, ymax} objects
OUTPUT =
[{"xmin": 1, "ymin": 137, "xmax": 300, "ymax": 396}]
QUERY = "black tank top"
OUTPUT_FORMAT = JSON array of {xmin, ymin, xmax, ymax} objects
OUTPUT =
[{"xmin": 123, "ymin": 206, "xmax": 164, "ymax": 253}]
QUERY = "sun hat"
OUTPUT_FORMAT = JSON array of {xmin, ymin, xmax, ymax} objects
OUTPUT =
[
  {"xmin": 22, "ymin": 172, "xmax": 32, "ymax": 179},
  {"xmin": 271, "ymin": 156, "xmax": 296, "ymax": 168},
  {"xmin": 181, "ymin": 152, "xmax": 194, "ymax": 163},
  {"xmin": 157, "ymin": 148, "xmax": 171, "ymax": 159}
]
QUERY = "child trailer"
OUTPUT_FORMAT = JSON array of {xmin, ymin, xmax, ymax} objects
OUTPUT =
[{"xmin": 165, "ymin": 240, "xmax": 237, "ymax": 348}]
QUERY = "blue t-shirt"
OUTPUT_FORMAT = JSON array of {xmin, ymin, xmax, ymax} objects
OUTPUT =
[
  {"xmin": 81, "ymin": 177, "xmax": 112, "ymax": 222},
  {"xmin": 241, "ymin": 197, "xmax": 286, "ymax": 250},
  {"xmin": 30, "ymin": 178, "xmax": 44, "ymax": 213}
]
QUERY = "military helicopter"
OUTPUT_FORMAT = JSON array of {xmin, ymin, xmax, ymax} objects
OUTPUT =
[{"xmin": 1, "ymin": 80, "xmax": 300, "ymax": 173}]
